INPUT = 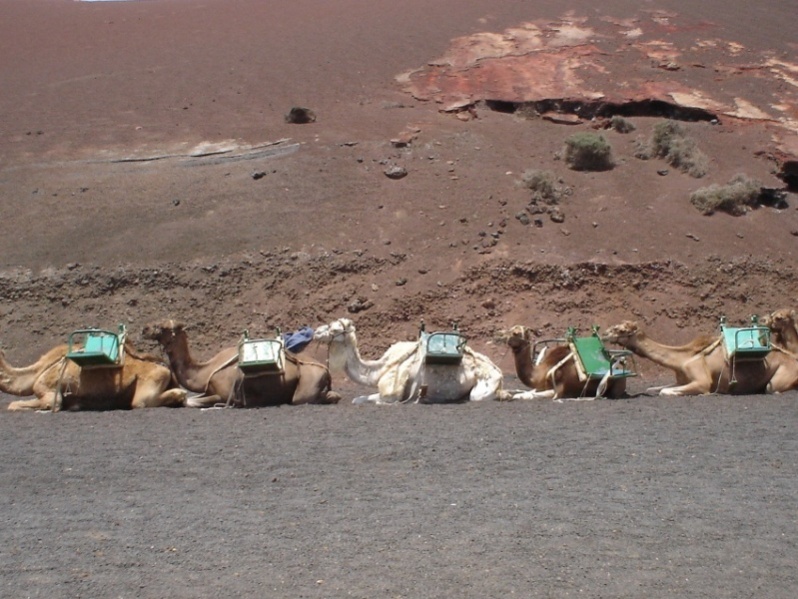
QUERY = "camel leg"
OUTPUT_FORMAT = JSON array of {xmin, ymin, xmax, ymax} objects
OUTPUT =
[
  {"xmin": 661, "ymin": 359, "xmax": 714, "ymax": 396},
  {"xmin": 290, "ymin": 367, "xmax": 334, "ymax": 405},
  {"xmin": 130, "ymin": 378, "xmax": 185, "ymax": 408},
  {"xmin": 353, "ymin": 392, "xmax": 383, "ymax": 404},
  {"xmin": 512, "ymin": 388, "xmax": 556, "ymax": 400},
  {"xmin": 659, "ymin": 381, "xmax": 711, "ymax": 396},
  {"xmin": 766, "ymin": 366, "xmax": 798, "ymax": 394},
  {"xmin": 469, "ymin": 375, "xmax": 502, "ymax": 402},
  {"xmin": 158, "ymin": 389, "xmax": 187, "ymax": 407},
  {"xmin": 7, "ymin": 393, "xmax": 54, "ymax": 411},
  {"xmin": 186, "ymin": 394, "xmax": 224, "ymax": 408}
]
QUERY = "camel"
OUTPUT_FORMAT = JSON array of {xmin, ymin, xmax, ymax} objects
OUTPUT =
[
  {"xmin": 141, "ymin": 319, "xmax": 341, "ymax": 407},
  {"xmin": 761, "ymin": 309, "xmax": 798, "ymax": 353},
  {"xmin": 2, "ymin": 342, "xmax": 187, "ymax": 411},
  {"xmin": 601, "ymin": 320, "xmax": 798, "ymax": 396},
  {"xmin": 313, "ymin": 317, "xmax": 509, "ymax": 404},
  {"xmin": 505, "ymin": 325, "xmax": 627, "ymax": 400}
]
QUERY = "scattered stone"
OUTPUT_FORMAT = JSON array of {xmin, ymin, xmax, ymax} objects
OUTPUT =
[
  {"xmin": 657, "ymin": 169, "xmax": 669, "ymax": 176},
  {"xmin": 482, "ymin": 298, "xmax": 496, "ymax": 310},
  {"xmin": 347, "ymin": 297, "xmax": 373, "ymax": 313},
  {"xmin": 516, "ymin": 212, "xmax": 531, "ymax": 225},
  {"xmin": 285, "ymin": 107, "xmax": 316, "ymax": 124},
  {"xmin": 172, "ymin": 199, "xmax": 181, "ymax": 206},
  {"xmin": 418, "ymin": 267, "xmax": 429, "ymax": 274},
  {"xmin": 384, "ymin": 166, "xmax": 408, "ymax": 179},
  {"xmin": 252, "ymin": 171, "xmax": 267, "ymax": 180},
  {"xmin": 791, "ymin": 230, "xmax": 798, "ymax": 237},
  {"xmin": 686, "ymin": 233, "xmax": 701, "ymax": 241},
  {"xmin": 390, "ymin": 129, "xmax": 419, "ymax": 147},
  {"xmin": 395, "ymin": 278, "xmax": 408, "ymax": 286},
  {"xmin": 550, "ymin": 208, "xmax": 565, "ymax": 223},
  {"xmin": 533, "ymin": 218, "xmax": 544, "ymax": 228},
  {"xmin": 541, "ymin": 112, "xmax": 582, "ymax": 125}
]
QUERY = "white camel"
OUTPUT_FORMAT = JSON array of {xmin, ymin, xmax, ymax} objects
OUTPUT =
[{"xmin": 313, "ymin": 318, "xmax": 508, "ymax": 404}]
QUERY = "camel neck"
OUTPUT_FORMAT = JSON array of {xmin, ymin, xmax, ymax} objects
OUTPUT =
[
  {"xmin": 511, "ymin": 345, "xmax": 536, "ymax": 387},
  {"xmin": 163, "ymin": 332, "xmax": 207, "ymax": 392},
  {"xmin": 335, "ymin": 333, "xmax": 382, "ymax": 386},
  {"xmin": 0, "ymin": 351, "xmax": 62, "ymax": 396},
  {"xmin": 779, "ymin": 325, "xmax": 798, "ymax": 351},
  {"xmin": 625, "ymin": 332, "xmax": 698, "ymax": 370}
]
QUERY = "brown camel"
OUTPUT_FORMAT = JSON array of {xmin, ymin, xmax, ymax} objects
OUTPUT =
[
  {"xmin": 142, "ymin": 319, "xmax": 341, "ymax": 407},
  {"xmin": 602, "ymin": 320, "xmax": 798, "ymax": 396},
  {"xmin": 2, "ymin": 342, "xmax": 187, "ymax": 411},
  {"xmin": 505, "ymin": 325, "xmax": 627, "ymax": 400},
  {"xmin": 761, "ymin": 309, "xmax": 798, "ymax": 353}
]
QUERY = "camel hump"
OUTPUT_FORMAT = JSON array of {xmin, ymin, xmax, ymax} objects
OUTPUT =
[
  {"xmin": 123, "ymin": 341, "xmax": 167, "ymax": 364},
  {"xmin": 539, "ymin": 344, "xmax": 572, "ymax": 366},
  {"xmin": 684, "ymin": 334, "xmax": 721, "ymax": 352}
]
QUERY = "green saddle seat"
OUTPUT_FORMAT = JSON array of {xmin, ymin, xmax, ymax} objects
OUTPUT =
[
  {"xmin": 66, "ymin": 326, "xmax": 125, "ymax": 368},
  {"xmin": 567, "ymin": 329, "xmax": 636, "ymax": 380},
  {"xmin": 720, "ymin": 322, "xmax": 770, "ymax": 361},
  {"xmin": 238, "ymin": 337, "xmax": 285, "ymax": 375},
  {"xmin": 423, "ymin": 331, "xmax": 466, "ymax": 365}
]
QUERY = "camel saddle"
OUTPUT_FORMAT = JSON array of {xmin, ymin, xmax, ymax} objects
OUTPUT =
[
  {"xmin": 719, "ymin": 316, "xmax": 771, "ymax": 362},
  {"xmin": 66, "ymin": 324, "xmax": 126, "ymax": 368},
  {"xmin": 420, "ymin": 321, "xmax": 466, "ymax": 365},
  {"xmin": 566, "ymin": 327, "xmax": 637, "ymax": 381},
  {"xmin": 238, "ymin": 330, "xmax": 285, "ymax": 376}
]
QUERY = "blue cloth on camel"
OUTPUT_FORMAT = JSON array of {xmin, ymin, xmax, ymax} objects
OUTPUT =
[{"xmin": 282, "ymin": 326, "xmax": 314, "ymax": 353}]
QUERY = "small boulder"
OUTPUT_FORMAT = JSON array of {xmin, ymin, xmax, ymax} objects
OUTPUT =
[{"xmin": 285, "ymin": 107, "xmax": 316, "ymax": 124}]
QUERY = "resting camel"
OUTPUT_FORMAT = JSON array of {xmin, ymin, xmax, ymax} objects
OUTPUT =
[
  {"xmin": 1, "ymin": 342, "xmax": 187, "ymax": 411},
  {"xmin": 313, "ymin": 317, "xmax": 509, "ymax": 403},
  {"xmin": 601, "ymin": 320, "xmax": 798, "ymax": 396},
  {"xmin": 505, "ymin": 325, "xmax": 626, "ymax": 400},
  {"xmin": 761, "ymin": 309, "xmax": 798, "ymax": 353},
  {"xmin": 142, "ymin": 319, "xmax": 341, "ymax": 407}
]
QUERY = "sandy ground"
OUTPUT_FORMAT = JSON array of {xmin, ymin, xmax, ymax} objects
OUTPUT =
[{"xmin": 2, "ymin": 393, "xmax": 797, "ymax": 598}]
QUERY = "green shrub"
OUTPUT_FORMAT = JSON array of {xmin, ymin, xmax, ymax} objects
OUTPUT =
[
  {"xmin": 609, "ymin": 116, "xmax": 636, "ymax": 133},
  {"xmin": 563, "ymin": 132, "xmax": 614, "ymax": 171},
  {"xmin": 649, "ymin": 120, "xmax": 709, "ymax": 177},
  {"xmin": 689, "ymin": 174, "xmax": 763, "ymax": 215},
  {"xmin": 520, "ymin": 169, "xmax": 557, "ymax": 198}
]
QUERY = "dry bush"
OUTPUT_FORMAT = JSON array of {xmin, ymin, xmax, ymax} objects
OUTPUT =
[
  {"xmin": 689, "ymin": 174, "xmax": 763, "ymax": 215},
  {"xmin": 563, "ymin": 132, "xmax": 614, "ymax": 171},
  {"xmin": 648, "ymin": 120, "xmax": 709, "ymax": 177},
  {"xmin": 609, "ymin": 115, "xmax": 636, "ymax": 133},
  {"xmin": 520, "ymin": 169, "xmax": 559, "ymax": 204}
]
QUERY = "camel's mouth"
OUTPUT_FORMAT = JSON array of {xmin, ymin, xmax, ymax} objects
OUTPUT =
[{"xmin": 313, "ymin": 326, "xmax": 333, "ymax": 343}]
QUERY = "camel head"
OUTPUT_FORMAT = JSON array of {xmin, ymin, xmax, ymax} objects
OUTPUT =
[
  {"xmin": 505, "ymin": 325, "xmax": 533, "ymax": 353},
  {"xmin": 313, "ymin": 318, "xmax": 355, "ymax": 344},
  {"xmin": 601, "ymin": 321, "xmax": 640, "ymax": 347},
  {"xmin": 141, "ymin": 319, "xmax": 186, "ymax": 348},
  {"xmin": 761, "ymin": 308, "xmax": 796, "ymax": 334}
]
